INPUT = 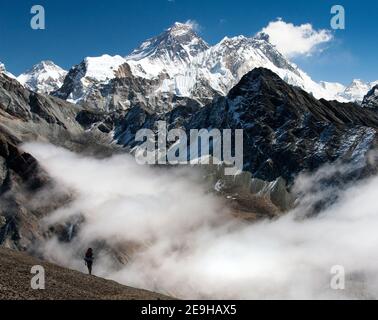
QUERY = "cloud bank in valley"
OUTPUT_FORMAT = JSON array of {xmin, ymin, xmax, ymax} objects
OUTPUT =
[{"xmin": 23, "ymin": 142, "xmax": 378, "ymax": 299}]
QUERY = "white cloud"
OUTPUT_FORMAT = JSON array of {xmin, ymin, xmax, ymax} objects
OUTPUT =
[
  {"xmin": 260, "ymin": 19, "xmax": 333, "ymax": 58},
  {"xmin": 185, "ymin": 19, "xmax": 201, "ymax": 32},
  {"xmin": 24, "ymin": 142, "xmax": 378, "ymax": 299}
]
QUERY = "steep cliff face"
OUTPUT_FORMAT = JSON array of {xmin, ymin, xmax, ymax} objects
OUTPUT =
[{"xmin": 0, "ymin": 132, "xmax": 51, "ymax": 250}]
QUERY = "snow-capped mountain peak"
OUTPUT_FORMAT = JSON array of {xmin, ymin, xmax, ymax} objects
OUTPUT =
[
  {"xmin": 53, "ymin": 23, "xmax": 378, "ymax": 111},
  {"xmin": 169, "ymin": 21, "xmax": 199, "ymax": 37},
  {"xmin": 28, "ymin": 60, "xmax": 57, "ymax": 72},
  {"xmin": 53, "ymin": 54, "xmax": 127, "ymax": 107},
  {"xmin": 128, "ymin": 22, "xmax": 209, "ymax": 62},
  {"xmin": 0, "ymin": 61, "xmax": 16, "ymax": 79},
  {"xmin": 125, "ymin": 22, "xmax": 210, "ymax": 82},
  {"xmin": 124, "ymin": 27, "xmax": 313, "ymax": 100},
  {"xmin": 337, "ymin": 79, "xmax": 374, "ymax": 103},
  {"xmin": 17, "ymin": 61, "xmax": 67, "ymax": 94},
  {"xmin": 205, "ymin": 33, "xmax": 301, "ymax": 82}
]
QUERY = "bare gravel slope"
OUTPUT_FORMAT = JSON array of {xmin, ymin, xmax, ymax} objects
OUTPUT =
[{"xmin": 0, "ymin": 247, "xmax": 170, "ymax": 300}]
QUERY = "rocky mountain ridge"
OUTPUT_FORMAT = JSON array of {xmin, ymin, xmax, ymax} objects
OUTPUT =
[
  {"xmin": 362, "ymin": 85, "xmax": 378, "ymax": 109},
  {"xmin": 7, "ymin": 22, "xmax": 369, "ymax": 112},
  {"xmin": 110, "ymin": 68, "xmax": 378, "ymax": 185}
]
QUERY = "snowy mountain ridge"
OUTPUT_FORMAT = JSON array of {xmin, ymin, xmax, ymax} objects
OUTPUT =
[
  {"xmin": 0, "ymin": 61, "xmax": 16, "ymax": 79},
  {"xmin": 14, "ymin": 22, "xmax": 378, "ymax": 109},
  {"xmin": 124, "ymin": 24, "xmax": 333, "ymax": 101},
  {"xmin": 123, "ymin": 24, "xmax": 377, "ymax": 104},
  {"xmin": 17, "ymin": 61, "xmax": 67, "ymax": 94},
  {"xmin": 339, "ymin": 79, "xmax": 378, "ymax": 103}
]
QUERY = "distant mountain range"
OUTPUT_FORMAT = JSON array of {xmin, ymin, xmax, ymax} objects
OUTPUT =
[{"xmin": 2, "ymin": 22, "xmax": 377, "ymax": 111}]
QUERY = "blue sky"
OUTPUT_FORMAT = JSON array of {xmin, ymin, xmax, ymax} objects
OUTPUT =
[{"xmin": 0, "ymin": 0, "xmax": 377, "ymax": 84}]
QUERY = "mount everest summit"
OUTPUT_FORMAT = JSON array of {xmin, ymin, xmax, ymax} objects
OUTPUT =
[{"xmin": 7, "ymin": 22, "xmax": 377, "ymax": 111}]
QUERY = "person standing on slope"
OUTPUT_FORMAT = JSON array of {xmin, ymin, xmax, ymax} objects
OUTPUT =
[{"xmin": 84, "ymin": 248, "xmax": 94, "ymax": 275}]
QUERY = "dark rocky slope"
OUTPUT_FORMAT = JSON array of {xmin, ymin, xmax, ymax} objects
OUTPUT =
[
  {"xmin": 112, "ymin": 68, "xmax": 378, "ymax": 185},
  {"xmin": 187, "ymin": 68, "xmax": 378, "ymax": 183}
]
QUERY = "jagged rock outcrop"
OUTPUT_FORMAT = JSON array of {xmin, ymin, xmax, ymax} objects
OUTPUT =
[
  {"xmin": 0, "ymin": 131, "xmax": 52, "ymax": 250},
  {"xmin": 362, "ymin": 85, "xmax": 378, "ymax": 109}
]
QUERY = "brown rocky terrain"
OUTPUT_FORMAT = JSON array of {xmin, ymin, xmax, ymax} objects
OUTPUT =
[{"xmin": 0, "ymin": 247, "xmax": 170, "ymax": 300}]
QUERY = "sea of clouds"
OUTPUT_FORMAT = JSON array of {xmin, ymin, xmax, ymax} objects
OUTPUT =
[{"xmin": 23, "ymin": 142, "xmax": 378, "ymax": 299}]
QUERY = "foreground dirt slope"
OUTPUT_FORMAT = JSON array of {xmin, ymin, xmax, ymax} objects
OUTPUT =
[{"xmin": 0, "ymin": 247, "xmax": 170, "ymax": 300}]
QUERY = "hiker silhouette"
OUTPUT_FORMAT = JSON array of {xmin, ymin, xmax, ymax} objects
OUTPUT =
[{"xmin": 84, "ymin": 248, "xmax": 94, "ymax": 275}]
